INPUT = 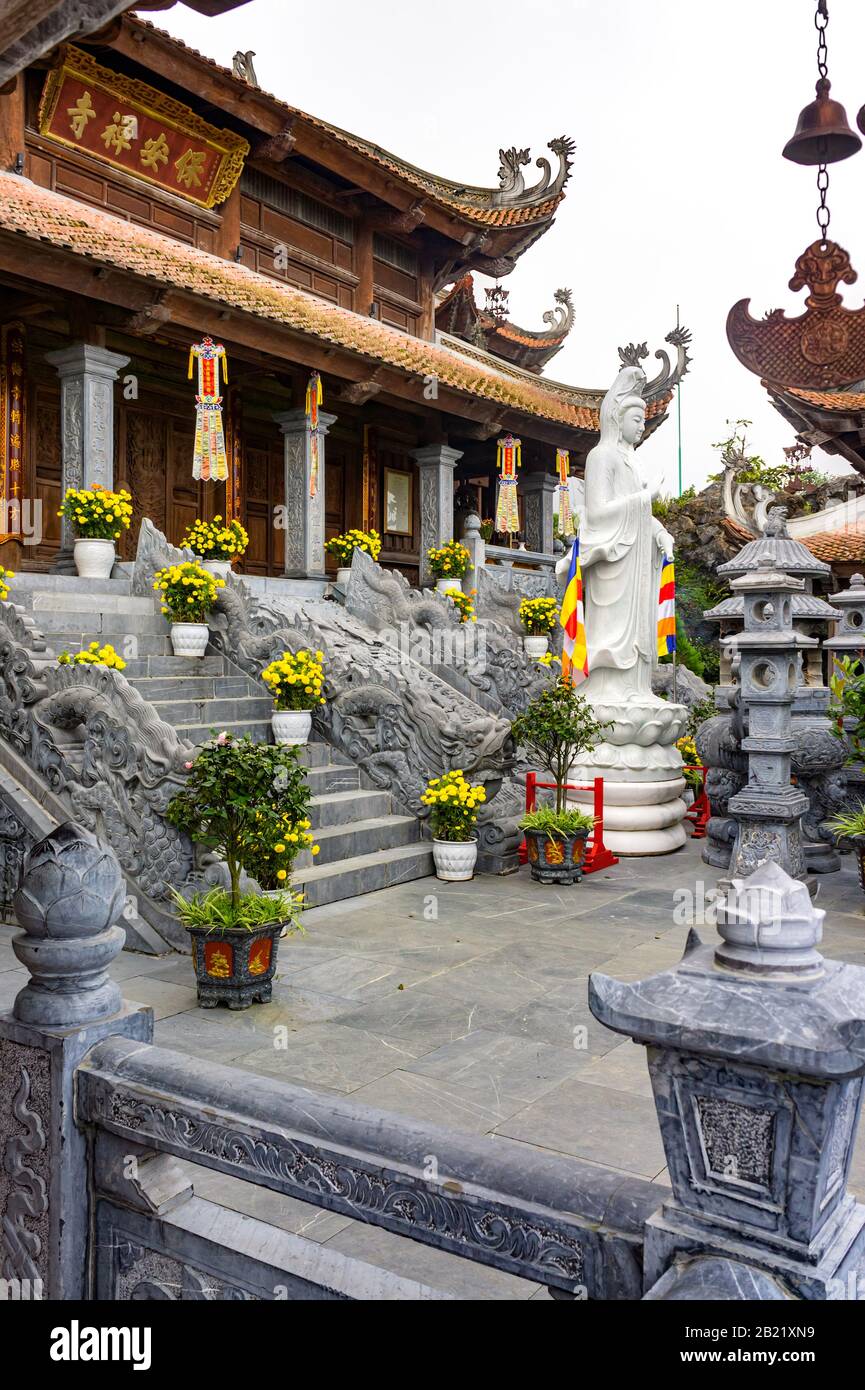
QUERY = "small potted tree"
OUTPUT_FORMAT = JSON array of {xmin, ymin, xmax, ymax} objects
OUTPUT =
[
  {"xmin": 325, "ymin": 528, "xmax": 382, "ymax": 585},
  {"xmin": 180, "ymin": 516, "xmax": 249, "ymax": 579},
  {"xmin": 427, "ymin": 539, "xmax": 472, "ymax": 595},
  {"xmin": 58, "ymin": 484, "xmax": 134, "ymax": 579},
  {"xmin": 827, "ymin": 806, "xmax": 865, "ymax": 895},
  {"xmin": 166, "ymin": 731, "xmax": 317, "ymax": 1008},
  {"xmin": 511, "ymin": 677, "xmax": 612, "ymax": 884},
  {"xmin": 153, "ymin": 560, "xmax": 224, "ymax": 657},
  {"xmin": 519, "ymin": 596, "xmax": 559, "ymax": 659},
  {"xmin": 260, "ymin": 647, "xmax": 326, "ymax": 745},
  {"xmin": 421, "ymin": 768, "xmax": 486, "ymax": 880}
]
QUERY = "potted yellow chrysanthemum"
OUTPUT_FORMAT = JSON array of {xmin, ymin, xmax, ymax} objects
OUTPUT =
[
  {"xmin": 260, "ymin": 648, "xmax": 326, "ymax": 745},
  {"xmin": 427, "ymin": 540, "xmax": 472, "ymax": 596},
  {"xmin": 324, "ymin": 528, "xmax": 382, "ymax": 586},
  {"xmin": 58, "ymin": 485, "xmax": 133, "ymax": 580},
  {"xmin": 153, "ymin": 561, "xmax": 223, "ymax": 657},
  {"xmin": 180, "ymin": 516, "xmax": 249, "ymax": 580},
  {"xmin": 421, "ymin": 768, "xmax": 486, "ymax": 880},
  {"xmin": 519, "ymin": 596, "xmax": 559, "ymax": 659}
]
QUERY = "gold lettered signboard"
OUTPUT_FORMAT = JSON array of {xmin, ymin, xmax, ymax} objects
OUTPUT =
[{"xmin": 38, "ymin": 46, "xmax": 249, "ymax": 209}]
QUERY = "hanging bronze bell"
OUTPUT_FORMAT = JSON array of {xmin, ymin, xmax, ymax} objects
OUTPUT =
[{"xmin": 783, "ymin": 78, "xmax": 861, "ymax": 164}]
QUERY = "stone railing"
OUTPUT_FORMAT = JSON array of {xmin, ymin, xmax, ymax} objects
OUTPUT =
[{"xmin": 3, "ymin": 823, "xmax": 864, "ymax": 1301}]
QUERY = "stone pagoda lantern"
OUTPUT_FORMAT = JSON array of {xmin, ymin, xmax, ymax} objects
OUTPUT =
[
  {"xmin": 824, "ymin": 572, "xmax": 865, "ymax": 817},
  {"xmin": 700, "ymin": 507, "xmax": 844, "ymax": 874},
  {"xmin": 590, "ymin": 861, "xmax": 865, "ymax": 1300}
]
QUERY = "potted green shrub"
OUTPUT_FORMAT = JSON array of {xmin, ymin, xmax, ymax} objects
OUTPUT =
[
  {"xmin": 511, "ymin": 677, "xmax": 612, "ymax": 884},
  {"xmin": 827, "ymin": 805, "xmax": 865, "ymax": 894},
  {"xmin": 166, "ymin": 731, "xmax": 317, "ymax": 1008},
  {"xmin": 518, "ymin": 596, "xmax": 559, "ymax": 659},
  {"xmin": 421, "ymin": 768, "xmax": 486, "ymax": 880},
  {"xmin": 153, "ymin": 560, "xmax": 223, "ymax": 657}
]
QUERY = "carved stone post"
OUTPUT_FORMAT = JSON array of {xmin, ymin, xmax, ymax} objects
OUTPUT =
[
  {"xmin": 724, "ymin": 567, "xmax": 813, "ymax": 882},
  {"xmin": 0, "ymin": 823, "xmax": 152, "ymax": 1300},
  {"xmin": 460, "ymin": 511, "xmax": 485, "ymax": 595},
  {"xmin": 45, "ymin": 343, "xmax": 130, "ymax": 555},
  {"xmin": 411, "ymin": 443, "xmax": 462, "ymax": 586},
  {"xmin": 591, "ymin": 862, "xmax": 865, "ymax": 1300},
  {"xmin": 519, "ymin": 470, "xmax": 556, "ymax": 554},
  {"xmin": 825, "ymin": 572, "xmax": 865, "ymax": 817},
  {"xmin": 274, "ymin": 407, "xmax": 336, "ymax": 579}
]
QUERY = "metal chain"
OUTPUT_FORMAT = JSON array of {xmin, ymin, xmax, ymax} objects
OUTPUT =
[{"xmin": 815, "ymin": 0, "xmax": 830, "ymax": 243}]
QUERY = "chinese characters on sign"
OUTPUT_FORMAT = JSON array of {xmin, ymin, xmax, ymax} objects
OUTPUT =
[
  {"xmin": 0, "ymin": 323, "xmax": 25, "ymax": 542},
  {"xmin": 38, "ymin": 47, "xmax": 248, "ymax": 209}
]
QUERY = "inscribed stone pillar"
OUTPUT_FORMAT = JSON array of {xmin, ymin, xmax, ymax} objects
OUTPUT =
[
  {"xmin": 45, "ymin": 344, "xmax": 129, "ymax": 551},
  {"xmin": 411, "ymin": 443, "xmax": 462, "ymax": 585},
  {"xmin": 520, "ymin": 470, "xmax": 557, "ymax": 554},
  {"xmin": 274, "ymin": 408, "xmax": 336, "ymax": 579}
]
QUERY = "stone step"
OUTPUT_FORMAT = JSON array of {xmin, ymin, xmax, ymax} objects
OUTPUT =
[
  {"xmin": 11, "ymin": 573, "xmax": 132, "ymax": 595},
  {"xmin": 33, "ymin": 610, "xmax": 168, "ymax": 637},
  {"xmin": 175, "ymin": 719, "xmax": 273, "ymax": 746},
  {"xmin": 309, "ymin": 787, "xmax": 392, "ymax": 828},
  {"xmin": 292, "ymin": 842, "xmax": 434, "ymax": 908},
  {"xmin": 149, "ymin": 695, "xmax": 274, "ymax": 725},
  {"xmin": 51, "ymin": 633, "xmax": 174, "ymax": 657},
  {"xmin": 122, "ymin": 654, "xmax": 227, "ymax": 678},
  {"xmin": 126, "ymin": 674, "xmax": 254, "ymax": 701},
  {"xmin": 30, "ymin": 592, "xmax": 157, "ymax": 616},
  {"xmin": 308, "ymin": 814, "xmax": 419, "ymax": 864},
  {"xmin": 304, "ymin": 762, "xmax": 360, "ymax": 794}
]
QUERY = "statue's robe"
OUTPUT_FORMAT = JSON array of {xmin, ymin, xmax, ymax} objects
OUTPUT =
[{"xmin": 580, "ymin": 441, "xmax": 666, "ymax": 702}]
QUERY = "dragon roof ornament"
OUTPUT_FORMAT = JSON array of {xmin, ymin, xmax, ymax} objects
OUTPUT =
[
  {"xmin": 727, "ymin": 239, "xmax": 865, "ymax": 389},
  {"xmin": 490, "ymin": 138, "xmax": 576, "ymax": 208},
  {"xmin": 617, "ymin": 325, "xmax": 692, "ymax": 400}
]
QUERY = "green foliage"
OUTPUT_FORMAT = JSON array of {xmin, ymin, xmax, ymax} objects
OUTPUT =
[
  {"xmin": 685, "ymin": 694, "xmax": 717, "ymax": 740},
  {"xmin": 829, "ymin": 656, "xmax": 865, "ymax": 761},
  {"xmin": 166, "ymin": 732, "xmax": 313, "ymax": 909},
  {"xmin": 171, "ymin": 886, "xmax": 304, "ymax": 933},
  {"xmin": 826, "ymin": 805, "xmax": 865, "ymax": 842},
  {"xmin": 511, "ymin": 679, "xmax": 612, "ymax": 815},
  {"xmin": 519, "ymin": 804, "xmax": 595, "ymax": 839}
]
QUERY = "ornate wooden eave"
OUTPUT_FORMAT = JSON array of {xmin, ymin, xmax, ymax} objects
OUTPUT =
[
  {"xmin": 89, "ymin": 15, "xmax": 572, "ymax": 264},
  {"xmin": 727, "ymin": 240, "xmax": 865, "ymax": 390},
  {"xmin": 435, "ymin": 276, "xmax": 575, "ymax": 373}
]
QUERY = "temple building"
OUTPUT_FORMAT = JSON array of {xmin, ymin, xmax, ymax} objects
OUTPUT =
[{"xmin": 0, "ymin": 12, "xmax": 686, "ymax": 584}]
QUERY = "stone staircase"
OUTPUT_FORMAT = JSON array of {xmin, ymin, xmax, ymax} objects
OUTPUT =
[{"xmin": 5, "ymin": 572, "xmax": 433, "ymax": 914}]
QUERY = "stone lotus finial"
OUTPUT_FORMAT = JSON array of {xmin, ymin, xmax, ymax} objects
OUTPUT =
[
  {"xmin": 713, "ymin": 860, "xmax": 824, "ymax": 978},
  {"xmin": 11, "ymin": 822, "xmax": 126, "ymax": 1027}
]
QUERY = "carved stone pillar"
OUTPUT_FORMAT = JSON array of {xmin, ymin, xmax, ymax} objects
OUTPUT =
[
  {"xmin": 274, "ymin": 407, "xmax": 336, "ymax": 579},
  {"xmin": 411, "ymin": 443, "xmax": 462, "ymax": 586},
  {"xmin": 520, "ymin": 470, "xmax": 557, "ymax": 554},
  {"xmin": 45, "ymin": 343, "xmax": 129, "ymax": 553},
  {"xmin": 0, "ymin": 823, "xmax": 151, "ymax": 1300},
  {"xmin": 461, "ymin": 511, "xmax": 486, "ymax": 595}
]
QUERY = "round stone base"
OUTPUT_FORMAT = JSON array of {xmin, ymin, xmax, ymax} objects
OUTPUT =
[{"xmin": 568, "ymin": 776, "xmax": 688, "ymax": 857}]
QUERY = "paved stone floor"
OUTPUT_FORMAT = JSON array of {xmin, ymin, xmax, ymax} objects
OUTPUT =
[{"xmin": 3, "ymin": 836, "xmax": 865, "ymax": 1298}]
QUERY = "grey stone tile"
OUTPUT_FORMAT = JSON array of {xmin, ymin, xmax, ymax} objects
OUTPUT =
[
  {"xmin": 404, "ymin": 1029, "xmax": 588, "ymax": 1116},
  {"xmin": 336, "ymin": 989, "xmax": 511, "ymax": 1050},
  {"xmin": 237, "ymin": 1023, "xmax": 432, "ymax": 1093},
  {"xmin": 0, "ymin": 943, "xmax": 19, "ymax": 973},
  {"xmin": 479, "ymin": 939, "xmax": 622, "ymax": 986},
  {"xmin": 576, "ymin": 1039, "xmax": 655, "ymax": 1099},
  {"xmin": 349, "ymin": 1068, "xmax": 507, "ymax": 1135},
  {"xmin": 323, "ymin": 1220, "xmax": 540, "ymax": 1299},
  {"xmin": 122, "ymin": 975, "xmax": 199, "ymax": 1020},
  {"xmin": 406, "ymin": 959, "xmax": 548, "ymax": 1013},
  {"xmin": 497, "ymin": 1076, "xmax": 667, "ymax": 1179},
  {"xmin": 287, "ymin": 952, "xmax": 428, "ymax": 1001},
  {"xmin": 0, "ymin": 967, "xmax": 26, "ymax": 1011},
  {"xmin": 498, "ymin": 981, "xmax": 622, "ymax": 1056},
  {"xmin": 188, "ymin": 1165, "xmax": 354, "ymax": 1243},
  {"xmin": 154, "ymin": 1007, "xmax": 288, "ymax": 1064}
]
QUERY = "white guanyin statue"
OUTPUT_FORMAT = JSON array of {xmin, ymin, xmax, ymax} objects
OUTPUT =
[{"xmin": 556, "ymin": 364, "xmax": 688, "ymax": 855}]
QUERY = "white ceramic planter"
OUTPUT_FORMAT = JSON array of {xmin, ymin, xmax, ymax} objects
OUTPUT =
[
  {"xmin": 272, "ymin": 708, "xmax": 312, "ymax": 746},
  {"xmin": 436, "ymin": 577, "xmax": 460, "ymax": 596},
  {"xmin": 201, "ymin": 558, "xmax": 232, "ymax": 580},
  {"xmin": 336, "ymin": 567, "xmax": 352, "ymax": 587},
  {"xmin": 73, "ymin": 538, "xmax": 115, "ymax": 580},
  {"xmin": 523, "ymin": 634, "xmax": 549, "ymax": 658},
  {"xmin": 432, "ymin": 837, "xmax": 477, "ymax": 881},
  {"xmin": 170, "ymin": 622, "xmax": 209, "ymax": 657}
]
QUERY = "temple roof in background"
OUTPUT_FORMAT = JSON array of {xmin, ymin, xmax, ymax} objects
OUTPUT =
[
  {"xmin": 723, "ymin": 517, "xmax": 865, "ymax": 564},
  {"xmin": 435, "ymin": 275, "xmax": 575, "ymax": 373}
]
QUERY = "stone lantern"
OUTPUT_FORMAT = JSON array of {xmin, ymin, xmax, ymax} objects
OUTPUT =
[
  {"xmin": 590, "ymin": 861, "xmax": 865, "ymax": 1300},
  {"xmin": 723, "ymin": 567, "xmax": 812, "ymax": 882},
  {"xmin": 701, "ymin": 508, "xmax": 844, "ymax": 873}
]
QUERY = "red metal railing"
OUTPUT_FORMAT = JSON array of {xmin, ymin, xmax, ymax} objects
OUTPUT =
[
  {"xmin": 520, "ymin": 773, "xmax": 619, "ymax": 873},
  {"xmin": 683, "ymin": 763, "xmax": 710, "ymax": 839}
]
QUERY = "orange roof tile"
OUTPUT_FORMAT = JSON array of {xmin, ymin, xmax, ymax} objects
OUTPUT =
[
  {"xmin": 0, "ymin": 173, "xmax": 602, "ymax": 432},
  {"xmin": 723, "ymin": 517, "xmax": 865, "ymax": 562},
  {"xmin": 782, "ymin": 386, "xmax": 865, "ymax": 412}
]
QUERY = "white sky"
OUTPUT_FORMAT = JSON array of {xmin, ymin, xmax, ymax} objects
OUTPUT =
[{"xmin": 149, "ymin": 0, "xmax": 865, "ymax": 495}]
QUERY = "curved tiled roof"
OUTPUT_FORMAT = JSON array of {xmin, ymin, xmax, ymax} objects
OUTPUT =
[
  {"xmin": 0, "ymin": 172, "xmax": 621, "ymax": 433},
  {"xmin": 782, "ymin": 386, "xmax": 865, "ymax": 412},
  {"xmin": 723, "ymin": 517, "xmax": 865, "ymax": 564},
  {"xmin": 126, "ymin": 16, "xmax": 571, "ymax": 229}
]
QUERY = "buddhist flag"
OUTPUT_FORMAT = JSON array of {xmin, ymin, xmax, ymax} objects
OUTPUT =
[
  {"xmin": 560, "ymin": 536, "xmax": 588, "ymax": 685},
  {"xmin": 657, "ymin": 554, "xmax": 676, "ymax": 658}
]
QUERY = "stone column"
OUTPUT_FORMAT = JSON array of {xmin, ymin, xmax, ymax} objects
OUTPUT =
[
  {"xmin": 460, "ymin": 511, "xmax": 485, "ymax": 595},
  {"xmin": 411, "ymin": 443, "xmax": 462, "ymax": 586},
  {"xmin": 590, "ymin": 862, "xmax": 865, "ymax": 1300},
  {"xmin": 45, "ymin": 344, "xmax": 130, "ymax": 552},
  {"xmin": 274, "ymin": 408, "xmax": 336, "ymax": 579},
  {"xmin": 0, "ymin": 824, "xmax": 152, "ymax": 1300},
  {"xmin": 519, "ymin": 470, "xmax": 557, "ymax": 554}
]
